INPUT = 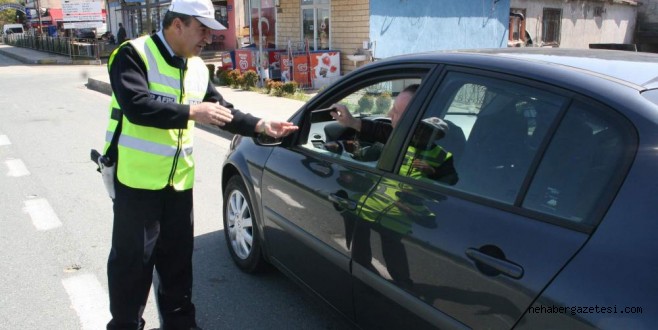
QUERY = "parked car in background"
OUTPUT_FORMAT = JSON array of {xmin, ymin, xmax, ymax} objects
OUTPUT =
[
  {"xmin": 2, "ymin": 24, "xmax": 25, "ymax": 36},
  {"xmin": 74, "ymin": 28, "xmax": 97, "ymax": 40},
  {"xmin": 221, "ymin": 48, "xmax": 658, "ymax": 329}
]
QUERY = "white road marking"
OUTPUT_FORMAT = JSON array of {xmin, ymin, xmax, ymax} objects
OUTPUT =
[
  {"xmin": 23, "ymin": 198, "xmax": 62, "ymax": 231},
  {"xmin": 6, "ymin": 159, "xmax": 30, "ymax": 177},
  {"xmin": 0, "ymin": 135, "xmax": 10, "ymax": 146},
  {"xmin": 61, "ymin": 273, "xmax": 111, "ymax": 330}
]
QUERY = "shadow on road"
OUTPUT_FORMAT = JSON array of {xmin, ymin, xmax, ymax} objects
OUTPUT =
[{"xmin": 191, "ymin": 229, "xmax": 356, "ymax": 329}]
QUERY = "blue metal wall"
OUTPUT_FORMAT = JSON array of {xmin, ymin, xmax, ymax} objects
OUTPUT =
[{"xmin": 370, "ymin": 0, "xmax": 510, "ymax": 59}]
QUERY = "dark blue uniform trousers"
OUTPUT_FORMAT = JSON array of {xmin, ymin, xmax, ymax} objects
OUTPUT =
[{"xmin": 107, "ymin": 180, "xmax": 197, "ymax": 330}]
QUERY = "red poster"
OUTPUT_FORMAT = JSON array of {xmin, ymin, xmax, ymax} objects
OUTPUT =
[
  {"xmin": 310, "ymin": 52, "xmax": 341, "ymax": 89},
  {"xmin": 234, "ymin": 49, "xmax": 256, "ymax": 72},
  {"xmin": 292, "ymin": 54, "xmax": 310, "ymax": 87},
  {"xmin": 268, "ymin": 50, "xmax": 285, "ymax": 68},
  {"xmin": 280, "ymin": 54, "xmax": 292, "ymax": 82}
]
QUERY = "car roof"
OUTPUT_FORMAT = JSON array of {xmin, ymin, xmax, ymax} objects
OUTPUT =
[{"xmin": 382, "ymin": 48, "xmax": 658, "ymax": 90}]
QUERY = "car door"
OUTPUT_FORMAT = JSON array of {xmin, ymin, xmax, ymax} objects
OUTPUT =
[
  {"xmin": 352, "ymin": 69, "xmax": 620, "ymax": 329},
  {"xmin": 260, "ymin": 67, "xmax": 434, "ymax": 319}
]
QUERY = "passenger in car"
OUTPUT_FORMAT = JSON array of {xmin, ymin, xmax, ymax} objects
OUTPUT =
[{"xmin": 400, "ymin": 117, "xmax": 458, "ymax": 185}]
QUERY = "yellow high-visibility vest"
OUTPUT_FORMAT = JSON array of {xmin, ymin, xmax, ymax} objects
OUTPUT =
[{"xmin": 104, "ymin": 35, "xmax": 208, "ymax": 191}]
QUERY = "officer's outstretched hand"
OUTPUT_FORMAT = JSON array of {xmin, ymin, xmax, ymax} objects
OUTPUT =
[
  {"xmin": 190, "ymin": 102, "xmax": 234, "ymax": 126},
  {"xmin": 256, "ymin": 120, "xmax": 298, "ymax": 138}
]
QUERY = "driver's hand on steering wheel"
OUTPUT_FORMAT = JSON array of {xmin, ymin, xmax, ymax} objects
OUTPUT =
[{"xmin": 324, "ymin": 141, "xmax": 343, "ymax": 154}]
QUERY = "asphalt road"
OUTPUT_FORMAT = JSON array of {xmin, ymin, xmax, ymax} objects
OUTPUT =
[{"xmin": 0, "ymin": 53, "xmax": 353, "ymax": 330}]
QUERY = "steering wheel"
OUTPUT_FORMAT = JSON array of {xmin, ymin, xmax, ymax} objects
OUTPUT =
[{"xmin": 323, "ymin": 141, "xmax": 345, "ymax": 154}]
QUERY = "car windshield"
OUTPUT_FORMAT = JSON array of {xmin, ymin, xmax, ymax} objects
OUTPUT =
[
  {"xmin": 8, "ymin": 27, "xmax": 23, "ymax": 33},
  {"xmin": 641, "ymin": 89, "xmax": 658, "ymax": 107}
]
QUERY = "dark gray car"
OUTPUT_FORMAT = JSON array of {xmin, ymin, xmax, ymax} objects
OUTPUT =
[{"xmin": 221, "ymin": 48, "xmax": 658, "ymax": 329}]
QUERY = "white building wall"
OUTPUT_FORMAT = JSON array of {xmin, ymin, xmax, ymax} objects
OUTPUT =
[{"xmin": 512, "ymin": 0, "xmax": 637, "ymax": 48}]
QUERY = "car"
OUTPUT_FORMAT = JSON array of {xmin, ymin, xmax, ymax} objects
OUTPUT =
[
  {"xmin": 2, "ymin": 23, "xmax": 25, "ymax": 36},
  {"xmin": 74, "ymin": 28, "xmax": 97, "ymax": 40},
  {"xmin": 221, "ymin": 48, "xmax": 658, "ymax": 329}
]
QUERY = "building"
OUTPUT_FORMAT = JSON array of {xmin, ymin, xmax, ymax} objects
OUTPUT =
[
  {"xmin": 636, "ymin": 0, "xmax": 658, "ymax": 52},
  {"xmin": 107, "ymin": 0, "xmax": 641, "ymax": 86},
  {"xmin": 509, "ymin": 0, "xmax": 638, "ymax": 49},
  {"xmin": 274, "ymin": 0, "xmax": 511, "ymax": 74}
]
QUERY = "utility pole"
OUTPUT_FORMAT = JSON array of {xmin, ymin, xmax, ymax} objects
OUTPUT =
[
  {"xmin": 145, "ymin": 0, "xmax": 151, "ymax": 34},
  {"xmin": 257, "ymin": 0, "xmax": 263, "ymax": 87},
  {"xmin": 35, "ymin": 0, "xmax": 43, "ymax": 34}
]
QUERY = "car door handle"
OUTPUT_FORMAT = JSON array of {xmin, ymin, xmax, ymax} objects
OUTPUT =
[
  {"xmin": 328, "ymin": 193, "xmax": 357, "ymax": 210},
  {"xmin": 466, "ymin": 247, "xmax": 524, "ymax": 279}
]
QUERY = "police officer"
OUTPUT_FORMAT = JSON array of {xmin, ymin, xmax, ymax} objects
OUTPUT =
[{"xmin": 104, "ymin": 0, "xmax": 297, "ymax": 328}]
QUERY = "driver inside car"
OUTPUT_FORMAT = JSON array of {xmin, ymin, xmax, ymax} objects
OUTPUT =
[
  {"xmin": 330, "ymin": 84, "xmax": 419, "ymax": 144},
  {"xmin": 328, "ymin": 84, "xmax": 419, "ymax": 161}
]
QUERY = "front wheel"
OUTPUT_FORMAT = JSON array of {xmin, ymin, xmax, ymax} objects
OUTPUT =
[{"xmin": 223, "ymin": 175, "xmax": 269, "ymax": 273}]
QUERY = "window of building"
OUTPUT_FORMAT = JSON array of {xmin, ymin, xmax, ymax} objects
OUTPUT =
[
  {"xmin": 214, "ymin": 1, "xmax": 229, "ymax": 29},
  {"xmin": 301, "ymin": 0, "xmax": 331, "ymax": 50},
  {"xmin": 542, "ymin": 8, "xmax": 562, "ymax": 46},
  {"xmin": 244, "ymin": 0, "xmax": 276, "ymax": 47},
  {"xmin": 509, "ymin": 8, "xmax": 529, "ymax": 47}
]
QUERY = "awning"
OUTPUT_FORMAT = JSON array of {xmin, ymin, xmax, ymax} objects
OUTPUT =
[
  {"xmin": 38, "ymin": 8, "xmax": 63, "ymax": 24},
  {"xmin": 48, "ymin": 9, "xmax": 63, "ymax": 21}
]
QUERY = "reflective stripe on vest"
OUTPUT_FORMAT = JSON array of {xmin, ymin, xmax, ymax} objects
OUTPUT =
[
  {"xmin": 399, "ymin": 145, "xmax": 452, "ymax": 179},
  {"xmin": 104, "ymin": 35, "xmax": 209, "ymax": 191}
]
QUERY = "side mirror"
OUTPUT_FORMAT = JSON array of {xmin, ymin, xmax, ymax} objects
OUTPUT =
[{"xmin": 254, "ymin": 133, "xmax": 282, "ymax": 146}]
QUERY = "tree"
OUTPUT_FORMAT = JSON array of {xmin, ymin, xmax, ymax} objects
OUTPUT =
[{"xmin": 0, "ymin": 0, "xmax": 24, "ymax": 27}]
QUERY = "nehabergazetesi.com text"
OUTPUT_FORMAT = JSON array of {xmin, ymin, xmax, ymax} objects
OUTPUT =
[{"xmin": 527, "ymin": 305, "xmax": 643, "ymax": 316}]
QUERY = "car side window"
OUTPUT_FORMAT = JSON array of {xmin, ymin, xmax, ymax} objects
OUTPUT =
[
  {"xmin": 300, "ymin": 77, "xmax": 422, "ymax": 167},
  {"xmin": 403, "ymin": 72, "xmax": 566, "ymax": 204},
  {"xmin": 523, "ymin": 101, "xmax": 632, "ymax": 225}
]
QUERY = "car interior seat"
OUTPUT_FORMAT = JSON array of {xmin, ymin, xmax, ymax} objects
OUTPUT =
[
  {"xmin": 454, "ymin": 96, "xmax": 531, "ymax": 203},
  {"xmin": 438, "ymin": 119, "xmax": 466, "ymax": 164},
  {"xmin": 523, "ymin": 113, "xmax": 597, "ymax": 222}
]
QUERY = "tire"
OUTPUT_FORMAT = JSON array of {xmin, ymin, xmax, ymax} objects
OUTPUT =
[{"xmin": 223, "ymin": 175, "xmax": 269, "ymax": 273}]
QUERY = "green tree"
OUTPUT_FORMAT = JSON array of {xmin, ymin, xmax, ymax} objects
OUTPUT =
[{"xmin": 0, "ymin": 0, "xmax": 24, "ymax": 27}]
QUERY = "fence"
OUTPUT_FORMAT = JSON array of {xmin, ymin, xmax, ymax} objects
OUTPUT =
[{"xmin": 1, "ymin": 34, "xmax": 114, "ymax": 60}]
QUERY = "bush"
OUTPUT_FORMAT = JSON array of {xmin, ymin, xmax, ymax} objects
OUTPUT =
[
  {"xmin": 271, "ymin": 81, "xmax": 285, "ymax": 96},
  {"xmin": 227, "ymin": 69, "xmax": 242, "ymax": 88},
  {"xmin": 282, "ymin": 81, "xmax": 298, "ymax": 95},
  {"xmin": 358, "ymin": 94, "xmax": 375, "ymax": 113},
  {"xmin": 242, "ymin": 70, "xmax": 259, "ymax": 90},
  {"xmin": 206, "ymin": 64, "xmax": 216, "ymax": 83},
  {"xmin": 264, "ymin": 79, "xmax": 274, "ymax": 94},
  {"xmin": 216, "ymin": 69, "xmax": 230, "ymax": 86},
  {"xmin": 375, "ymin": 92, "xmax": 392, "ymax": 114}
]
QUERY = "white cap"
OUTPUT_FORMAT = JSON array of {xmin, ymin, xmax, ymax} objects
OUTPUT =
[{"xmin": 169, "ymin": 0, "xmax": 227, "ymax": 30}]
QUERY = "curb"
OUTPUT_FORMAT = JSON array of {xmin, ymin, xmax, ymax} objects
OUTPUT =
[
  {"xmin": 86, "ymin": 77, "xmax": 232, "ymax": 138},
  {"xmin": 0, "ymin": 46, "xmax": 102, "ymax": 65},
  {"xmin": 0, "ymin": 48, "xmax": 37, "ymax": 64}
]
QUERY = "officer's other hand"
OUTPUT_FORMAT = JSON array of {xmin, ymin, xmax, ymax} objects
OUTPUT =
[{"xmin": 190, "ymin": 102, "xmax": 234, "ymax": 126}]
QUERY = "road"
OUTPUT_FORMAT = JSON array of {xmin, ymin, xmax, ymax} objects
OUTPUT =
[{"xmin": 0, "ymin": 53, "xmax": 352, "ymax": 330}]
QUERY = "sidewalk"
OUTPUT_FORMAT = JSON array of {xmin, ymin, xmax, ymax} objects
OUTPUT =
[
  {"xmin": 0, "ymin": 43, "xmax": 304, "ymax": 131},
  {"xmin": 86, "ymin": 74, "xmax": 304, "ymax": 123},
  {"xmin": 0, "ymin": 44, "xmax": 101, "ymax": 65}
]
